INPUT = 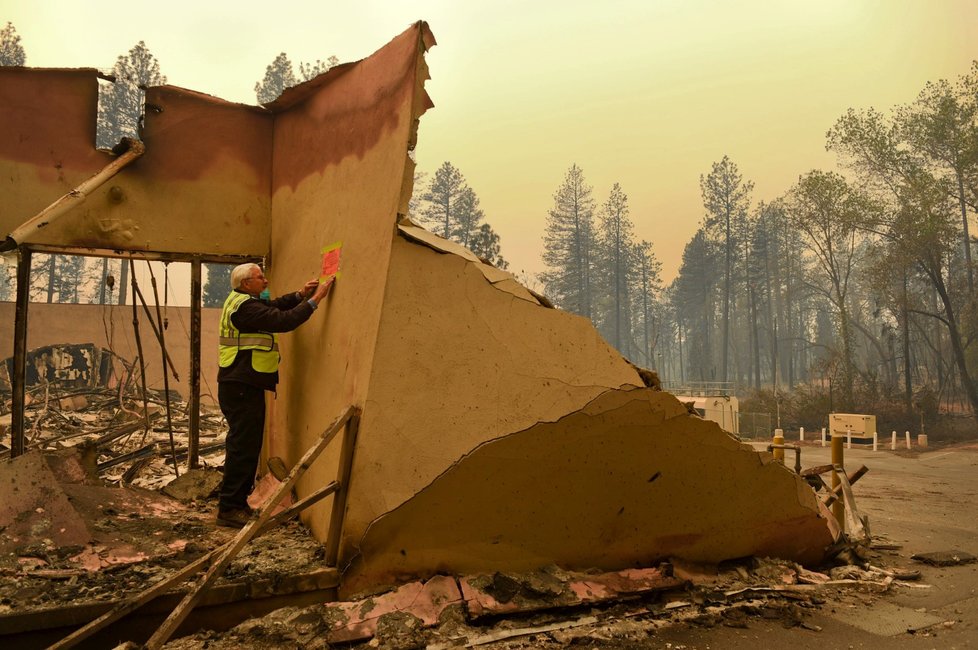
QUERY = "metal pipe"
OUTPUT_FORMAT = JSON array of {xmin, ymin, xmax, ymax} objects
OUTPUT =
[
  {"xmin": 189, "ymin": 259, "xmax": 202, "ymax": 469},
  {"xmin": 129, "ymin": 258, "xmax": 151, "ymax": 443},
  {"xmin": 148, "ymin": 262, "xmax": 180, "ymax": 478},
  {"xmin": 0, "ymin": 139, "xmax": 145, "ymax": 252},
  {"xmin": 129, "ymin": 277, "xmax": 180, "ymax": 380},
  {"xmin": 772, "ymin": 428, "xmax": 785, "ymax": 464},
  {"xmin": 10, "ymin": 247, "xmax": 32, "ymax": 457},
  {"xmin": 766, "ymin": 443, "xmax": 802, "ymax": 474}
]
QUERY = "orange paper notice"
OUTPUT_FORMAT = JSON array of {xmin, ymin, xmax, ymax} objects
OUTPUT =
[{"xmin": 320, "ymin": 242, "xmax": 342, "ymax": 281}]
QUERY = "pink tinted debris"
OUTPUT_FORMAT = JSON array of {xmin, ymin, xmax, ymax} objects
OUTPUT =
[{"xmin": 326, "ymin": 575, "xmax": 462, "ymax": 643}]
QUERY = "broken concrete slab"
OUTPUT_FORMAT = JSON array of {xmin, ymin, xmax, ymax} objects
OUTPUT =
[
  {"xmin": 0, "ymin": 451, "xmax": 91, "ymax": 558},
  {"xmin": 44, "ymin": 442, "xmax": 99, "ymax": 484},
  {"xmin": 825, "ymin": 599, "xmax": 943, "ymax": 636},
  {"xmin": 911, "ymin": 550, "xmax": 977, "ymax": 566}
]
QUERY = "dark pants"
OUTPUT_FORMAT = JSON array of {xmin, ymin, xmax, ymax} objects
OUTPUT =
[{"xmin": 218, "ymin": 381, "xmax": 266, "ymax": 512}]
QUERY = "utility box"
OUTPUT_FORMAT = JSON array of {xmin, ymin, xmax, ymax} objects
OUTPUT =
[
  {"xmin": 829, "ymin": 413, "xmax": 876, "ymax": 445},
  {"xmin": 673, "ymin": 394, "xmax": 740, "ymax": 434}
]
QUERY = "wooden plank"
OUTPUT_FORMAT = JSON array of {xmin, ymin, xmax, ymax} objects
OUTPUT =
[
  {"xmin": 143, "ymin": 406, "xmax": 356, "ymax": 649},
  {"xmin": 821, "ymin": 465, "xmax": 868, "ymax": 507},
  {"xmin": 325, "ymin": 410, "xmax": 360, "ymax": 566},
  {"xmin": 835, "ymin": 464, "xmax": 869, "ymax": 540}
]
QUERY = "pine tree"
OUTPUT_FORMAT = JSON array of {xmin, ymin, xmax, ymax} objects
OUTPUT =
[
  {"xmin": 700, "ymin": 156, "xmax": 753, "ymax": 383},
  {"xmin": 29, "ymin": 254, "xmax": 85, "ymax": 303},
  {"xmin": 631, "ymin": 240, "xmax": 662, "ymax": 367},
  {"xmin": 422, "ymin": 162, "xmax": 466, "ymax": 239},
  {"xmin": 0, "ymin": 21, "xmax": 26, "ymax": 66},
  {"xmin": 540, "ymin": 164, "xmax": 595, "ymax": 317},
  {"xmin": 203, "ymin": 264, "xmax": 233, "ymax": 307},
  {"xmin": 300, "ymin": 56, "xmax": 339, "ymax": 81},
  {"xmin": 255, "ymin": 53, "xmax": 296, "ymax": 104},
  {"xmin": 470, "ymin": 223, "xmax": 508, "ymax": 269},
  {"xmin": 594, "ymin": 183, "xmax": 635, "ymax": 353},
  {"xmin": 417, "ymin": 162, "xmax": 509, "ymax": 269},
  {"xmin": 255, "ymin": 53, "xmax": 338, "ymax": 104},
  {"xmin": 97, "ymin": 42, "xmax": 166, "ymax": 149}
]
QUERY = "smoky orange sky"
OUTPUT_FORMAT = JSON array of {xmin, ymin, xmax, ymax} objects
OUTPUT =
[{"xmin": 4, "ymin": 0, "xmax": 977, "ymax": 285}]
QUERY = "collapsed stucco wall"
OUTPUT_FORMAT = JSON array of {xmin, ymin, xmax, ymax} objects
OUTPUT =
[
  {"xmin": 333, "ymin": 231, "xmax": 835, "ymax": 594},
  {"xmin": 343, "ymin": 386, "xmax": 833, "ymax": 593},
  {"xmin": 0, "ymin": 302, "xmax": 222, "ymax": 403},
  {"xmin": 344, "ymin": 231, "xmax": 640, "ymax": 544}
]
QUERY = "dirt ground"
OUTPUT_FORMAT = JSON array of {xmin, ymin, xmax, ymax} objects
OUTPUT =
[{"xmin": 152, "ymin": 440, "xmax": 978, "ymax": 650}]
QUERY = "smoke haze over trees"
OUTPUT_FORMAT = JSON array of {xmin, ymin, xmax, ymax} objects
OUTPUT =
[
  {"xmin": 541, "ymin": 168, "xmax": 663, "ymax": 367},
  {"xmin": 416, "ymin": 161, "xmax": 509, "ymax": 269}
]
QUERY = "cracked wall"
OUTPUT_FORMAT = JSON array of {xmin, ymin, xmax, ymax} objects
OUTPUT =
[
  {"xmin": 337, "ymin": 232, "xmax": 835, "ymax": 594},
  {"xmin": 344, "ymin": 387, "xmax": 834, "ymax": 593}
]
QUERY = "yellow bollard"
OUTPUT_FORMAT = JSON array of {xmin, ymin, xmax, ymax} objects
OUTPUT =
[
  {"xmin": 773, "ymin": 429, "xmax": 785, "ymax": 464},
  {"xmin": 831, "ymin": 433, "xmax": 845, "ymax": 528}
]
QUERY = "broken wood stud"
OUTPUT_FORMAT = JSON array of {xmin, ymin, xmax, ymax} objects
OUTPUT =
[
  {"xmin": 822, "ymin": 465, "xmax": 868, "ymax": 507},
  {"xmin": 834, "ymin": 463, "xmax": 869, "ymax": 540},
  {"xmin": 325, "ymin": 410, "xmax": 360, "ymax": 566}
]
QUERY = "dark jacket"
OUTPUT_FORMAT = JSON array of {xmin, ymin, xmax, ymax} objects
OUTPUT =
[{"xmin": 217, "ymin": 290, "xmax": 315, "ymax": 391}]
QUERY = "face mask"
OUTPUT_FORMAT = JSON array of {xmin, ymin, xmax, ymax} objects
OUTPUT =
[{"xmin": 259, "ymin": 289, "xmax": 271, "ymax": 301}]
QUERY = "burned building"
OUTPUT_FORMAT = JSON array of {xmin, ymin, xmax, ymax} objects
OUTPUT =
[{"xmin": 0, "ymin": 22, "xmax": 836, "ymax": 599}]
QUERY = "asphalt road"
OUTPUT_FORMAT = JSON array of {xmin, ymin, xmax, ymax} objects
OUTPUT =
[{"xmin": 658, "ymin": 440, "xmax": 978, "ymax": 649}]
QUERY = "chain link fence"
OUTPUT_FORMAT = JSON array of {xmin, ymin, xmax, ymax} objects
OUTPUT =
[{"xmin": 738, "ymin": 412, "xmax": 772, "ymax": 440}]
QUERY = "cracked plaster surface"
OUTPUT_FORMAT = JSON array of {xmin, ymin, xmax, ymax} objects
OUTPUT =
[{"xmin": 342, "ymin": 387, "xmax": 834, "ymax": 594}]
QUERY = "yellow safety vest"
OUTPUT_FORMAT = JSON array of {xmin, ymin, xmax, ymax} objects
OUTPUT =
[{"xmin": 218, "ymin": 292, "xmax": 280, "ymax": 373}]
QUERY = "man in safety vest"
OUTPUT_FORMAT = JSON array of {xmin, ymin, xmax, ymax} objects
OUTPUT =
[{"xmin": 216, "ymin": 262, "xmax": 334, "ymax": 528}]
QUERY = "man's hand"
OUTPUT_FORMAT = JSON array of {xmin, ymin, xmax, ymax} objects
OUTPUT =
[
  {"xmin": 299, "ymin": 279, "xmax": 319, "ymax": 299},
  {"xmin": 311, "ymin": 276, "xmax": 335, "ymax": 303}
]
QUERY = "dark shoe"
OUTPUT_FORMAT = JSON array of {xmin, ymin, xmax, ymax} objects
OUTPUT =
[{"xmin": 216, "ymin": 508, "xmax": 252, "ymax": 529}]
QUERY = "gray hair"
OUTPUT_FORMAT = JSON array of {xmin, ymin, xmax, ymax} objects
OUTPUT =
[{"xmin": 230, "ymin": 263, "xmax": 260, "ymax": 290}]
